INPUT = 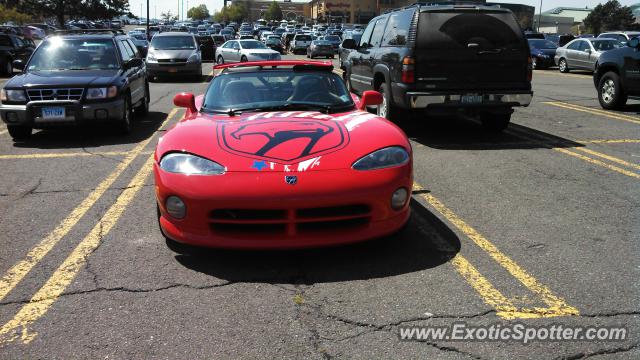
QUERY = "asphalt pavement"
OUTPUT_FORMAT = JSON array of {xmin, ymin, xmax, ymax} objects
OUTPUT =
[{"xmin": 0, "ymin": 54, "xmax": 638, "ymax": 359}]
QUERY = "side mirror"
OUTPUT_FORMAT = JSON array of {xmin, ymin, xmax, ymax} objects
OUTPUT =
[
  {"xmin": 173, "ymin": 93, "xmax": 197, "ymax": 113},
  {"xmin": 126, "ymin": 58, "xmax": 143, "ymax": 68},
  {"xmin": 358, "ymin": 90, "xmax": 383, "ymax": 111},
  {"xmin": 12, "ymin": 59, "xmax": 24, "ymax": 71},
  {"xmin": 629, "ymin": 38, "xmax": 640, "ymax": 48},
  {"xmin": 341, "ymin": 39, "xmax": 357, "ymax": 50}
]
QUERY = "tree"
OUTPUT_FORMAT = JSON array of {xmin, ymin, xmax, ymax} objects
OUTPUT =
[
  {"xmin": 17, "ymin": 0, "xmax": 130, "ymax": 27},
  {"xmin": 212, "ymin": 3, "xmax": 247, "ymax": 23},
  {"xmin": 161, "ymin": 11, "xmax": 178, "ymax": 22},
  {"xmin": 583, "ymin": 0, "xmax": 636, "ymax": 34},
  {"xmin": 187, "ymin": 4, "xmax": 210, "ymax": 21},
  {"xmin": 0, "ymin": 5, "xmax": 31, "ymax": 24},
  {"xmin": 264, "ymin": 1, "xmax": 283, "ymax": 21}
]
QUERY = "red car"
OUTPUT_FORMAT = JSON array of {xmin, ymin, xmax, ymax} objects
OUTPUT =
[{"xmin": 154, "ymin": 61, "xmax": 413, "ymax": 250}]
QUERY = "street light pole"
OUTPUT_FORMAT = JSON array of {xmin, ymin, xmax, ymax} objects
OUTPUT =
[
  {"xmin": 146, "ymin": 0, "xmax": 149, "ymax": 36},
  {"xmin": 538, "ymin": 0, "xmax": 543, "ymax": 32}
]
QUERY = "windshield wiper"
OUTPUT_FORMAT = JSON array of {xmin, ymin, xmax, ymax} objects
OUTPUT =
[{"xmin": 221, "ymin": 103, "xmax": 334, "ymax": 117}]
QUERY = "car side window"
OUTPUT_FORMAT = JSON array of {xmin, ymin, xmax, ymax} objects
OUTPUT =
[
  {"xmin": 567, "ymin": 41, "xmax": 581, "ymax": 50},
  {"xmin": 359, "ymin": 20, "xmax": 377, "ymax": 48},
  {"xmin": 618, "ymin": 35, "xmax": 627, "ymax": 42},
  {"xmin": 577, "ymin": 41, "xmax": 589, "ymax": 51},
  {"xmin": 13, "ymin": 36, "xmax": 24, "ymax": 48},
  {"xmin": 369, "ymin": 17, "xmax": 388, "ymax": 48},
  {"xmin": 382, "ymin": 10, "xmax": 413, "ymax": 46},
  {"xmin": 125, "ymin": 39, "xmax": 140, "ymax": 58},
  {"xmin": 117, "ymin": 40, "xmax": 134, "ymax": 61},
  {"xmin": 232, "ymin": 41, "xmax": 240, "ymax": 50}
]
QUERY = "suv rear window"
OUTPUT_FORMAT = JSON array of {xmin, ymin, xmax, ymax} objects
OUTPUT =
[
  {"xmin": 417, "ymin": 11, "xmax": 525, "ymax": 50},
  {"xmin": 382, "ymin": 10, "xmax": 413, "ymax": 46},
  {"xmin": 296, "ymin": 35, "xmax": 311, "ymax": 41}
]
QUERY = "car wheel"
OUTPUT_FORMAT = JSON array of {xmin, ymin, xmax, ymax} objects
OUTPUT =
[
  {"xmin": 558, "ymin": 58, "xmax": 569, "ymax": 73},
  {"xmin": 7, "ymin": 125, "xmax": 32, "ymax": 141},
  {"xmin": 240, "ymin": 55, "xmax": 248, "ymax": 62},
  {"xmin": 217, "ymin": 55, "xmax": 224, "ymax": 64},
  {"xmin": 377, "ymin": 82, "xmax": 401, "ymax": 121},
  {"xmin": 118, "ymin": 95, "xmax": 133, "ymax": 134},
  {"xmin": 480, "ymin": 113, "xmax": 511, "ymax": 132},
  {"xmin": 331, "ymin": 55, "xmax": 335, "ymax": 59},
  {"xmin": 531, "ymin": 57, "xmax": 537, "ymax": 70},
  {"xmin": 598, "ymin": 71, "xmax": 627, "ymax": 110},
  {"xmin": 135, "ymin": 83, "xmax": 150, "ymax": 116}
]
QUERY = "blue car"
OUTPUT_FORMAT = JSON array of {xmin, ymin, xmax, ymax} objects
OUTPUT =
[{"xmin": 528, "ymin": 39, "xmax": 558, "ymax": 69}]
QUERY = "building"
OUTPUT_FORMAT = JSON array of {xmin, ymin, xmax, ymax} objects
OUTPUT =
[
  {"xmin": 541, "ymin": 7, "xmax": 592, "ymax": 24},
  {"xmin": 231, "ymin": 0, "xmax": 308, "ymax": 22},
  {"xmin": 487, "ymin": 3, "xmax": 535, "ymax": 29},
  {"xmin": 309, "ymin": 0, "xmax": 409, "ymax": 24}
]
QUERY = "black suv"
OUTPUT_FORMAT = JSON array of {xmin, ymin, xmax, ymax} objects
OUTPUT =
[
  {"xmin": 594, "ymin": 38, "xmax": 640, "ymax": 110},
  {"xmin": 0, "ymin": 31, "xmax": 36, "ymax": 76},
  {"xmin": 341, "ymin": 2, "xmax": 533, "ymax": 131},
  {"xmin": 0, "ymin": 30, "xmax": 149, "ymax": 140}
]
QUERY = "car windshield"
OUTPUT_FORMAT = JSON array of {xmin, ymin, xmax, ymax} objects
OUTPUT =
[
  {"xmin": 266, "ymin": 39, "xmax": 280, "ymax": 44},
  {"xmin": 240, "ymin": 40, "xmax": 267, "ymax": 49},
  {"xmin": 528, "ymin": 39, "xmax": 557, "ymax": 49},
  {"xmin": 296, "ymin": 35, "xmax": 312, "ymax": 41},
  {"xmin": 151, "ymin": 36, "xmax": 195, "ymax": 49},
  {"xmin": 591, "ymin": 40, "xmax": 625, "ymax": 51},
  {"xmin": 313, "ymin": 40, "xmax": 331, "ymax": 45},
  {"xmin": 325, "ymin": 35, "xmax": 340, "ymax": 41},
  {"xmin": 202, "ymin": 70, "xmax": 354, "ymax": 114},
  {"xmin": 27, "ymin": 38, "xmax": 119, "ymax": 71}
]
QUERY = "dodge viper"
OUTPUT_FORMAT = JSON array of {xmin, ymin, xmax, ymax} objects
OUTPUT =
[{"xmin": 154, "ymin": 60, "xmax": 413, "ymax": 250}]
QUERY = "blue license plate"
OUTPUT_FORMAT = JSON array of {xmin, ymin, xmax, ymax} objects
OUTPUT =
[
  {"xmin": 41, "ymin": 107, "xmax": 65, "ymax": 120},
  {"xmin": 461, "ymin": 95, "xmax": 483, "ymax": 104}
]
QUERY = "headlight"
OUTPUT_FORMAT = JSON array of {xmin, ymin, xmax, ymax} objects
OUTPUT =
[
  {"xmin": 1, "ymin": 89, "xmax": 27, "ymax": 102},
  {"xmin": 352, "ymin": 146, "xmax": 409, "ymax": 171},
  {"xmin": 86, "ymin": 86, "xmax": 117, "ymax": 100},
  {"xmin": 159, "ymin": 153, "xmax": 225, "ymax": 175},
  {"xmin": 187, "ymin": 53, "xmax": 200, "ymax": 62}
]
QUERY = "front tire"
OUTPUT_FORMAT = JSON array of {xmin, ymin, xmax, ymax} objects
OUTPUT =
[
  {"xmin": 240, "ymin": 55, "xmax": 248, "ymax": 62},
  {"xmin": 558, "ymin": 58, "xmax": 569, "ymax": 73},
  {"xmin": 134, "ymin": 84, "xmax": 150, "ymax": 116},
  {"xmin": 598, "ymin": 71, "xmax": 627, "ymax": 110},
  {"xmin": 217, "ymin": 55, "xmax": 224, "ymax": 64},
  {"xmin": 7, "ymin": 125, "xmax": 32, "ymax": 141},
  {"xmin": 377, "ymin": 82, "xmax": 402, "ymax": 121},
  {"xmin": 118, "ymin": 95, "xmax": 133, "ymax": 134}
]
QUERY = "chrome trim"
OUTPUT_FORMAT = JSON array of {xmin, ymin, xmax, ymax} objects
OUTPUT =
[
  {"xmin": 408, "ymin": 93, "xmax": 533, "ymax": 108},
  {"xmin": 26, "ymin": 88, "xmax": 84, "ymax": 102}
]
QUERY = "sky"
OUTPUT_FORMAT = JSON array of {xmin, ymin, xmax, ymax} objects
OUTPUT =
[{"xmin": 132, "ymin": 0, "xmax": 640, "ymax": 20}]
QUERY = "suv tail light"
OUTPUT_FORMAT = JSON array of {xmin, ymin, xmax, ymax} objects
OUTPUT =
[
  {"xmin": 527, "ymin": 56, "xmax": 533, "ymax": 82},
  {"xmin": 401, "ymin": 56, "xmax": 415, "ymax": 84}
]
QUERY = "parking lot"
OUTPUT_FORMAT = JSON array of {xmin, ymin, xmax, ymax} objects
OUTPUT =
[{"xmin": 0, "ymin": 53, "xmax": 638, "ymax": 358}]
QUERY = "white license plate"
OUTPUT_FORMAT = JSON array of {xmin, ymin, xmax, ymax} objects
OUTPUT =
[
  {"xmin": 41, "ymin": 107, "xmax": 65, "ymax": 120},
  {"xmin": 461, "ymin": 95, "xmax": 483, "ymax": 104}
]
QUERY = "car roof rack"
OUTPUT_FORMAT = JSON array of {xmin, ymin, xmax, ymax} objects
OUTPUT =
[{"xmin": 53, "ymin": 29, "xmax": 125, "ymax": 36}]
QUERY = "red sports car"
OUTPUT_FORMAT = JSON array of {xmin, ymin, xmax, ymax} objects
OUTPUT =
[{"xmin": 154, "ymin": 61, "xmax": 413, "ymax": 250}]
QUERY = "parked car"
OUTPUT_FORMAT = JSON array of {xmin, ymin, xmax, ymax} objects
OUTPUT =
[
  {"xmin": 146, "ymin": 32, "xmax": 203, "ymax": 80},
  {"xmin": 156, "ymin": 60, "xmax": 410, "ymax": 251},
  {"xmin": 556, "ymin": 38, "xmax": 625, "ymax": 73},
  {"xmin": 341, "ymin": 4, "xmax": 532, "ymax": 131},
  {"xmin": 307, "ymin": 40, "xmax": 335, "ymax": 59},
  {"xmin": 215, "ymin": 40, "xmax": 281, "ymax": 64},
  {"xmin": 524, "ymin": 31, "xmax": 546, "ymax": 39},
  {"xmin": 0, "ymin": 31, "xmax": 36, "ymax": 76},
  {"xmin": 593, "ymin": 37, "xmax": 640, "ymax": 109},
  {"xmin": 597, "ymin": 31, "xmax": 640, "ymax": 43},
  {"xmin": 211, "ymin": 35, "xmax": 226, "ymax": 47},
  {"xmin": 265, "ymin": 38, "xmax": 285, "ymax": 54},
  {"xmin": 130, "ymin": 35, "xmax": 149, "ymax": 58},
  {"xmin": 323, "ymin": 35, "xmax": 342, "ymax": 52},
  {"xmin": 0, "ymin": 30, "xmax": 149, "ymax": 140},
  {"xmin": 290, "ymin": 34, "xmax": 313, "ymax": 54},
  {"xmin": 339, "ymin": 32, "xmax": 363, "ymax": 67},
  {"xmin": 527, "ymin": 39, "xmax": 557, "ymax": 69},
  {"xmin": 196, "ymin": 35, "xmax": 216, "ymax": 61}
]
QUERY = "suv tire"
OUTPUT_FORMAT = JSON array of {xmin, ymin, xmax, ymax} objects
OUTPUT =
[
  {"xmin": 598, "ymin": 71, "xmax": 627, "ymax": 110},
  {"xmin": 558, "ymin": 58, "xmax": 569, "ymax": 73},
  {"xmin": 377, "ymin": 82, "xmax": 402, "ymax": 121},
  {"xmin": 135, "ymin": 84, "xmax": 150, "ymax": 116},
  {"xmin": 119, "ymin": 96, "xmax": 133, "ymax": 134},
  {"xmin": 480, "ymin": 113, "xmax": 511, "ymax": 132},
  {"xmin": 7, "ymin": 125, "xmax": 32, "ymax": 141}
]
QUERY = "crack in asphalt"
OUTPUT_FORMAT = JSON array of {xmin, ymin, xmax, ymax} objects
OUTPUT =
[
  {"xmin": 555, "ymin": 342, "xmax": 640, "ymax": 359},
  {"xmin": 0, "ymin": 184, "xmax": 154, "ymax": 198},
  {"xmin": 81, "ymin": 147, "xmax": 124, "ymax": 164}
]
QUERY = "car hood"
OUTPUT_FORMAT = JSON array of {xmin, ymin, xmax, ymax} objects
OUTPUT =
[
  {"xmin": 156, "ymin": 110, "xmax": 410, "ymax": 172},
  {"xmin": 4, "ymin": 70, "xmax": 120, "ymax": 89},
  {"xmin": 149, "ymin": 48, "xmax": 196, "ymax": 58}
]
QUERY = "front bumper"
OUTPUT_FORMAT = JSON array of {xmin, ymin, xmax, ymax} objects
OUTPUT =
[
  {"xmin": 534, "ymin": 56, "xmax": 555, "ymax": 68},
  {"xmin": 155, "ymin": 165, "xmax": 412, "ymax": 249},
  {"xmin": 146, "ymin": 61, "xmax": 201, "ymax": 75},
  {"xmin": 402, "ymin": 91, "xmax": 533, "ymax": 110},
  {"xmin": 0, "ymin": 99, "xmax": 125, "ymax": 128}
]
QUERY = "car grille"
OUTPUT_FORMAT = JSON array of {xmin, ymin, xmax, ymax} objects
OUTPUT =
[
  {"xmin": 209, "ymin": 204, "xmax": 372, "ymax": 235},
  {"xmin": 26, "ymin": 88, "xmax": 84, "ymax": 101},
  {"xmin": 253, "ymin": 53, "xmax": 279, "ymax": 60},
  {"xmin": 158, "ymin": 58, "xmax": 188, "ymax": 63}
]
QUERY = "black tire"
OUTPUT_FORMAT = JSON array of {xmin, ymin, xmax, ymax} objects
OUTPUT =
[
  {"xmin": 118, "ymin": 95, "xmax": 133, "ymax": 134},
  {"xmin": 377, "ymin": 82, "xmax": 402, "ymax": 121},
  {"xmin": 531, "ymin": 57, "xmax": 538, "ymax": 70},
  {"xmin": 217, "ymin": 55, "xmax": 224, "ymax": 64},
  {"xmin": 480, "ymin": 113, "xmax": 511, "ymax": 132},
  {"xmin": 240, "ymin": 55, "xmax": 248, "ymax": 62},
  {"xmin": 1, "ymin": 58, "xmax": 13, "ymax": 76},
  {"xmin": 7, "ymin": 125, "xmax": 31, "ymax": 141},
  {"xmin": 558, "ymin": 58, "xmax": 569, "ymax": 73},
  {"xmin": 598, "ymin": 71, "xmax": 627, "ymax": 110},
  {"xmin": 134, "ymin": 83, "xmax": 150, "ymax": 116}
]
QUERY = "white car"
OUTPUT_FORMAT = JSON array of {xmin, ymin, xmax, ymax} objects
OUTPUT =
[
  {"xmin": 215, "ymin": 40, "xmax": 282, "ymax": 64},
  {"xmin": 259, "ymin": 31, "xmax": 273, "ymax": 43}
]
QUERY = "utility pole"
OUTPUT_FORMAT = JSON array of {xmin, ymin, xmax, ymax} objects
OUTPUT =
[
  {"xmin": 146, "ymin": 0, "xmax": 149, "ymax": 35},
  {"xmin": 538, "ymin": 0, "xmax": 543, "ymax": 32}
]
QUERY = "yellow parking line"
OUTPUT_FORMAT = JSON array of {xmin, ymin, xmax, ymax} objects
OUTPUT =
[
  {"xmin": 554, "ymin": 148, "xmax": 640, "ymax": 179},
  {"xmin": 573, "ymin": 147, "xmax": 640, "ymax": 171},
  {"xmin": 544, "ymin": 101, "xmax": 640, "ymax": 125},
  {"xmin": 0, "ymin": 108, "xmax": 177, "ymax": 304},
  {"xmin": 412, "ymin": 182, "xmax": 578, "ymax": 319},
  {"xmin": 0, "ymin": 151, "xmax": 130, "ymax": 160},
  {"xmin": 0, "ymin": 155, "xmax": 156, "ymax": 345},
  {"xmin": 578, "ymin": 139, "xmax": 640, "ymax": 144}
]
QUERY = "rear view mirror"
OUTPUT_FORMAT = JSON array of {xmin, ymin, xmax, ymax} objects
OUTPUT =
[
  {"xmin": 341, "ymin": 39, "xmax": 357, "ymax": 50},
  {"xmin": 173, "ymin": 93, "xmax": 197, "ymax": 113},
  {"xmin": 359, "ymin": 90, "xmax": 383, "ymax": 111},
  {"xmin": 12, "ymin": 59, "xmax": 24, "ymax": 71}
]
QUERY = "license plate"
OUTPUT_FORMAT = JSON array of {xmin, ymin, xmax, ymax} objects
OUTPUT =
[
  {"xmin": 168, "ymin": 68, "xmax": 178, "ymax": 73},
  {"xmin": 41, "ymin": 107, "xmax": 65, "ymax": 120},
  {"xmin": 461, "ymin": 95, "xmax": 483, "ymax": 104}
]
